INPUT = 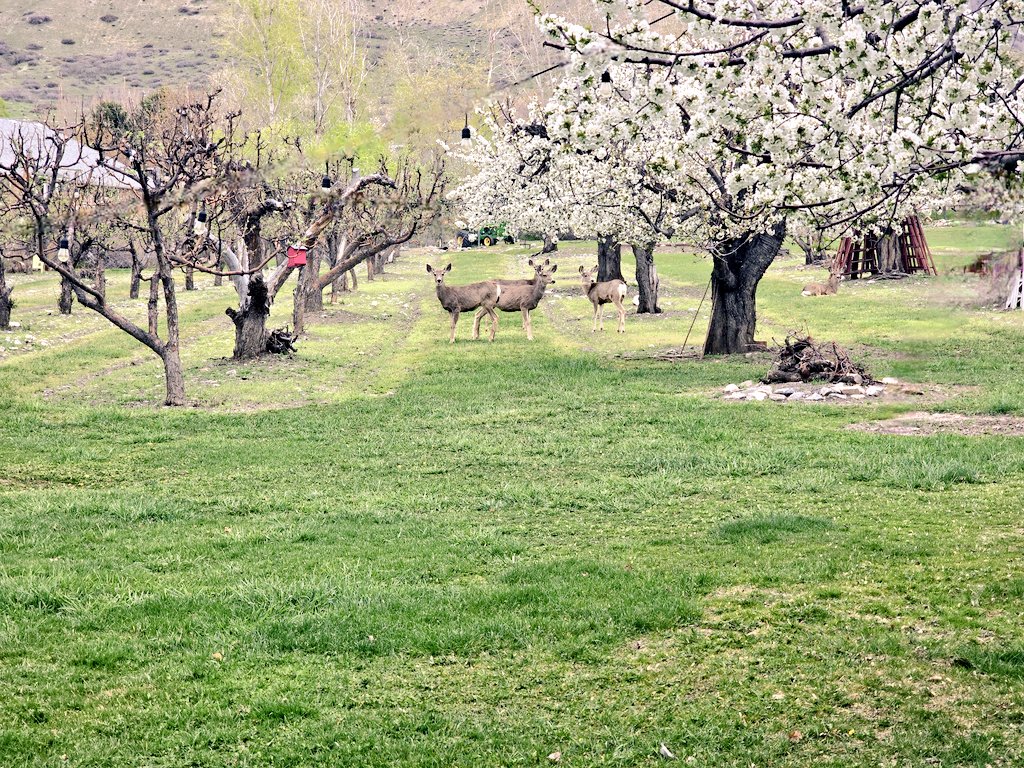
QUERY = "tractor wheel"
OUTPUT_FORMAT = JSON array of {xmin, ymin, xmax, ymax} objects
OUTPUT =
[{"xmin": 482, "ymin": 236, "xmax": 494, "ymax": 247}]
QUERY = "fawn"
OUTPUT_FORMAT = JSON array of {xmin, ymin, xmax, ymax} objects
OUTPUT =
[{"xmin": 579, "ymin": 265, "xmax": 627, "ymax": 333}]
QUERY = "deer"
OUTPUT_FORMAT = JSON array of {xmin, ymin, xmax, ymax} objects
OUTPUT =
[
  {"xmin": 476, "ymin": 259, "xmax": 557, "ymax": 340},
  {"xmin": 427, "ymin": 264, "xmax": 501, "ymax": 343},
  {"xmin": 579, "ymin": 265, "xmax": 627, "ymax": 333},
  {"xmin": 802, "ymin": 260, "xmax": 843, "ymax": 296}
]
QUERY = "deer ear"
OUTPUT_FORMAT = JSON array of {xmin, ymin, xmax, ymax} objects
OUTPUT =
[
  {"xmin": 549, "ymin": 264, "xmax": 557, "ymax": 273},
  {"xmin": 579, "ymin": 265, "xmax": 584, "ymax": 273},
  {"xmin": 425, "ymin": 264, "xmax": 433, "ymax": 273},
  {"xmin": 544, "ymin": 258, "xmax": 550, "ymax": 265},
  {"xmin": 593, "ymin": 265, "xmax": 599, "ymax": 273},
  {"xmin": 445, "ymin": 264, "xmax": 452, "ymax": 272},
  {"xmin": 528, "ymin": 259, "xmax": 534, "ymax": 266}
]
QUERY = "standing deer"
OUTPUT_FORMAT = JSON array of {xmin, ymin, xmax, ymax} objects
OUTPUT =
[
  {"xmin": 579, "ymin": 265, "xmax": 627, "ymax": 333},
  {"xmin": 476, "ymin": 259, "xmax": 557, "ymax": 340},
  {"xmin": 802, "ymin": 260, "xmax": 843, "ymax": 296},
  {"xmin": 427, "ymin": 264, "xmax": 501, "ymax": 343}
]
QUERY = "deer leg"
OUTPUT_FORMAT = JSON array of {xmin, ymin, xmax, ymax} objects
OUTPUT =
[
  {"xmin": 523, "ymin": 307, "xmax": 533, "ymax": 341},
  {"xmin": 449, "ymin": 310, "xmax": 459, "ymax": 343},
  {"xmin": 487, "ymin": 307, "xmax": 498, "ymax": 341},
  {"xmin": 592, "ymin": 302, "xmax": 599, "ymax": 332},
  {"xmin": 598, "ymin": 302, "xmax": 605, "ymax": 331},
  {"xmin": 472, "ymin": 308, "xmax": 485, "ymax": 339},
  {"xmin": 617, "ymin": 299, "xmax": 625, "ymax": 333}
]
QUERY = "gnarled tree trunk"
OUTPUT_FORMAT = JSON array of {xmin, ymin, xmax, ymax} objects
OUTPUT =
[
  {"xmin": 129, "ymin": 241, "xmax": 143, "ymax": 299},
  {"xmin": 58, "ymin": 276, "xmax": 74, "ymax": 315},
  {"xmin": 597, "ymin": 234, "xmax": 623, "ymax": 282},
  {"xmin": 632, "ymin": 241, "xmax": 661, "ymax": 314},
  {"xmin": 226, "ymin": 274, "xmax": 271, "ymax": 360},
  {"xmin": 0, "ymin": 256, "xmax": 13, "ymax": 330},
  {"xmin": 303, "ymin": 243, "xmax": 325, "ymax": 313},
  {"xmin": 704, "ymin": 222, "xmax": 786, "ymax": 356}
]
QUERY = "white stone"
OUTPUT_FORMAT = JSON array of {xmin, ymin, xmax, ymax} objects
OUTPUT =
[
  {"xmin": 724, "ymin": 392, "xmax": 746, "ymax": 400},
  {"xmin": 769, "ymin": 393, "xmax": 788, "ymax": 402},
  {"xmin": 723, "ymin": 383, "xmax": 740, "ymax": 393},
  {"xmin": 739, "ymin": 380, "xmax": 754, "ymax": 389},
  {"xmin": 827, "ymin": 392, "xmax": 848, "ymax": 399},
  {"xmin": 851, "ymin": 394, "xmax": 866, "ymax": 400},
  {"xmin": 865, "ymin": 385, "xmax": 885, "ymax": 397},
  {"xmin": 749, "ymin": 391, "xmax": 768, "ymax": 401},
  {"xmin": 788, "ymin": 391, "xmax": 805, "ymax": 400},
  {"xmin": 882, "ymin": 377, "xmax": 900, "ymax": 385}
]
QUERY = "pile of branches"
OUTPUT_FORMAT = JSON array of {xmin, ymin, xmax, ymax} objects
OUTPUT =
[
  {"xmin": 266, "ymin": 327, "xmax": 297, "ymax": 355},
  {"xmin": 762, "ymin": 334, "xmax": 873, "ymax": 384}
]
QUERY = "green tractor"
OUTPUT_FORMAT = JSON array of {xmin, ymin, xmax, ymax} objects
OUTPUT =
[{"xmin": 456, "ymin": 223, "xmax": 515, "ymax": 248}]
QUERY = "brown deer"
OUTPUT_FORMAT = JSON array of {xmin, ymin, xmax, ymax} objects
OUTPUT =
[
  {"xmin": 802, "ymin": 260, "xmax": 843, "ymax": 296},
  {"xmin": 477, "ymin": 260, "xmax": 557, "ymax": 340},
  {"xmin": 579, "ymin": 265, "xmax": 627, "ymax": 333},
  {"xmin": 427, "ymin": 264, "xmax": 501, "ymax": 343}
]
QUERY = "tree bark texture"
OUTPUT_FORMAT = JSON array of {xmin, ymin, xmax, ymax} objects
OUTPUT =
[
  {"xmin": 129, "ymin": 241, "xmax": 143, "ymax": 299},
  {"xmin": 58, "ymin": 276, "xmax": 74, "ymax": 315},
  {"xmin": 632, "ymin": 241, "xmax": 661, "ymax": 314},
  {"xmin": 704, "ymin": 222, "xmax": 786, "ymax": 356},
  {"xmin": 0, "ymin": 257, "xmax": 12, "ymax": 330},
  {"xmin": 226, "ymin": 273, "xmax": 271, "ymax": 360},
  {"xmin": 303, "ymin": 243, "xmax": 324, "ymax": 313},
  {"xmin": 597, "ymin": 234, "xmax": 624, "ymax": 283}
]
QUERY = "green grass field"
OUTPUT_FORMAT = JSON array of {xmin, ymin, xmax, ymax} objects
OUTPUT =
[{"xmin": 2, "ymin": 224, "xmax": 1024, "ymax": 767}]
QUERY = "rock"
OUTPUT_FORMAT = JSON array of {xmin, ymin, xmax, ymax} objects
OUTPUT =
[
  {"xmin": 723, "ymin": 384, "xmax": 740, "ymax": 393},
  {"xmin": 865, "ymin": 385, "xmax": 885, "ymax": 397},
  {"xmin": 806, "ymin": 393, "xmax": 825, "ymax": 401},
  {"xmin": 837, "ymin": 384, "xmax": 866, "ymax": 395},
  {"xmin": 9, "ymin": 321, "xmax": 20, "ymax": 328},
  {"xmin": 851, "ymin": 394, "xmax": 866, "ymax": 400},
  {"xmin": 749, "ymin": 391, "xmax": 768, "ymax": 401},
  {"xmin": 788, "ymin": 391, "xmax": 805, "ymax": 400},
  {"xmin": 827, "ymin": 392, "xmax": 848, "ymax": 399},
  {"xmin": 769, "ymin": 393, "xmax": 788, "ymax": 402},
  {"xmin": 775, "ymin": 387, "xmax": 795, "ymax": 395},
  {"xmin": 724, "ymin": 392, "xmax": 746, "ymax": 400},
  {"xmin": 882, "ymin": 376, "xmax": 900, "ymax": 385},
  {"xmin": 739, "ymin": 380, "xmax": 754, "ymax": 389}
]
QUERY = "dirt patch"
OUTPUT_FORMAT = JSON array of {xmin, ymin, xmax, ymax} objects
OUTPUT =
[{"xmin": 849, "ymin": 411, "xmax": 1024, "ymax": 436}]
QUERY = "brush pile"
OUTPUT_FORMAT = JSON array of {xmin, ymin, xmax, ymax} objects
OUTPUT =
[
  {"xmin": 266, "ymin": 327, "xmax": 297, "ymax": 355},
  {"xmin": 762, "ymin": 334, "xmax": 873, "ymax": 385}
]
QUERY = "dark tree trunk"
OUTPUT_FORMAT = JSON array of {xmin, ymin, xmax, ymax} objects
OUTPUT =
[
  {"xmin": 0, "ymin": 257, "xmax": 12, "ymax": 331},
  {"xmin": 129, "ymin": 240, "xmax": 143, "ymax": 299},
  {"xmin": 185, "ymin": 265, "xmax": 195, "ymax": 291},
  {"xmin": 58, "ymin": 276, "xmax": 74, "ymax": 315},
  {"xmin": 226, "ymin": 274, "xmax": 271, "ymax": 360},
  {"xmin": 213, "ymin": 236, "xmax": 223, "ymax": 287},
  {"xmin": 542, "ymin": 233, "xmax": 558, "ymax": 254},
  {"xmin": 303, "ymin": 244, "xmax": 324, "ymax": 313},
  {"xmin": 148, "ymin": 277, "xmax": 160, "ymax": 337},
  {"xmin": 597, "ymin": 234, "xmax": 623, "ymax": 282},
  {"xmin": 366, "ymin": 257, "xmax": 375, "ymax": 282},
  {"xmin": 704, "ymin": 222, "xmax": 786, "ymax": 356},
  {"xmin": 632, "ymin": 241, "xmax": 661, "ymax": 314}
]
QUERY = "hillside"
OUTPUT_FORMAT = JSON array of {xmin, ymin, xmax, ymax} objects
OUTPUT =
[
  {"xmin": 0, "ymin": 0, "xmax": 587, "ymax": 119},
  {"xmin": 0, "ymin": 1, "xmax": 222, "ymax": 117}
]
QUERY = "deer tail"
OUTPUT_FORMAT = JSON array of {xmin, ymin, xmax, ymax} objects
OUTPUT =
[{"xmin": 617, "ymin": 283, "xmax": 627, "ymax": 300}]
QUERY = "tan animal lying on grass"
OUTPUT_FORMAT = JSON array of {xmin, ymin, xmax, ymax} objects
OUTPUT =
[{"xmin": 802, "ymin": 260, "xmax": 843, "ymax": 296}]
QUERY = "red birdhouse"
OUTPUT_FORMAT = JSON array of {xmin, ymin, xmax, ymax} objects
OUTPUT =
[{"xmin": 287, "ymin": 244, "xmax": 307, "ymax": 267}]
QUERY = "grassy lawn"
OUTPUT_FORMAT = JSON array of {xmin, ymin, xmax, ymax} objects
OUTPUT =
[{"xmin": 1, "ymin": 224, "xmax": 1023, "ymax": 767}]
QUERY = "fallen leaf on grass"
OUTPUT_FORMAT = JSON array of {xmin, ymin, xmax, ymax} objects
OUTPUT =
[
  {"xmin": 659, "ymin": 743, "xmax": 677, "ymax": 760},
  {"xmin": 548, "ymin": 751, "xmax": 561, "ymax": 762}
]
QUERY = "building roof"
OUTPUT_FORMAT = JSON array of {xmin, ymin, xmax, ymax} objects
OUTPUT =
[{"xmin": 0, "ymin": 118, "xmax": 137, "ymax": 190}]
